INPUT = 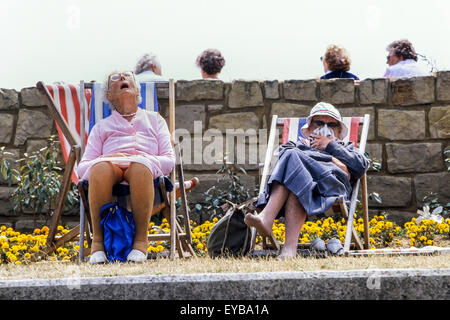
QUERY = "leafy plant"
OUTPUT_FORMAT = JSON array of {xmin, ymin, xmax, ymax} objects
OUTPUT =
[
  {"xmin": 191, "ymin": 155, "xmax": 258, "ymax": 223},
  {"xmin": 420, "ymin": 192, "xmax": 449, "ymax": 219},
  {"xmin": 0, "ymin": 136, "xmax": 79, "ymax": 216}
]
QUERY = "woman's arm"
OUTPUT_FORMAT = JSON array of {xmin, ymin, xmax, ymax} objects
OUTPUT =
[
  {"xmin": 76, "ymin": 124, "xmax": 103, "ymax": 179},
  {"xmin": 324, "ymin": 140, "xmax": 369, "ymax": 181}
]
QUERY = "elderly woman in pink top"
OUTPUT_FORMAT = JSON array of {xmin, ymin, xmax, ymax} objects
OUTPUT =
[{"xmin": 77, "ymin": 71, "xmax": 175, "ymax": 264}]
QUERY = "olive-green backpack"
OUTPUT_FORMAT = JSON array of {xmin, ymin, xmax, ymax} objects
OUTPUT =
[{"xmin": 206, "ymin": 200, "xmax": 257, "ymax": 258}]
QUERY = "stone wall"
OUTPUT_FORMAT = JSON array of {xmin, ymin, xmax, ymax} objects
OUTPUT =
[{"xmin": 0, "ymin": 72, "xmax": 449, "ymax": 230}]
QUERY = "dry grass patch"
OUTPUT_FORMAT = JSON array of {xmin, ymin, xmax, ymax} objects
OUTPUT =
[{"xmin": 1, "ymin": 254, "xmax": 449, "ymax": 281}]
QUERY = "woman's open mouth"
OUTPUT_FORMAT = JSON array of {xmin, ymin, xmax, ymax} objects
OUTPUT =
[{"xmin": 120, "ymin": 83, "xmax": 130, "ymax": 90}]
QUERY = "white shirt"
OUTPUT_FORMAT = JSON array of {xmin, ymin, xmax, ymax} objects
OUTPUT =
[
  {"xmin": 383, "ymin": 59, "xmax": 429, "ymax": 79},
  {"xmin": 135, "ymin": 70, "xmax": 166, "ymax": 82}
]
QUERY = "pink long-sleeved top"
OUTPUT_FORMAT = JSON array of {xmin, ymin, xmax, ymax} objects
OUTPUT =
[{"xmin": 76, "ymin": 108, "xmax": 175, "ymax": 181}]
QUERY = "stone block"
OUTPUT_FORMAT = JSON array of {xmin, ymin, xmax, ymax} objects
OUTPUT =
[
  {"xmin": 263, "ymin": 80, "xmax": 279, "ymax": 99},
  {"xmin": 319, "ymin": 78, "xmax": 355, "ymax": 104},
  {"xmin": 0, "ymin": 89, "xmax": 19, "ymax": 110},
  {"xmin": 429, "ymin": 106, "xmax": 450, "ymax": 138},
  {"xmin": 270, "ymin": 103, "xmax": 311, "ymax": 118},
  {"xmin": 26, "ymin": 139, "xmax": 49, "ymax": 155},
  {"xmin": 414, "ymin": 172, "xmax": 450, "ymax": 206},
  {"xmin": 14, "ymin": 110, "xmax": 53, "ymax": 146},
  {"xmin": 176, "ymin": 80, "xmax": 224, "ymax": 101},
  {"xmin": 228, "ymin": 80, "xmax": 263, "ymax": 108},
  {"xmin": 0, "ymin": 187, "xmax": 15, "ymax": 216},
  {"xmin": 283, "ymin": 80, "xmax": 317, "ymax": 101},
  {"xmin": 378, "ymin": 109, "xmax": 425, "ymax": 140},
  {"xmin": 175, "ymin": 104, "xmax": 205, "ymax": 132},
  {"xmin": 436, "ymin": 71, "xmax": 450, "ymax": 102},
  {"xmin": 184, "ymin": 173, "xmax": 256, "ymax": 205},
  {"xmin": 367, "ymin": 175, "xmax": 412, "ymax": 207},
  {"xmin": 176, "ymin": 136, "xmax": 223, "ymax": 171},
  {"xmin": 20, "ymin": 87, "xmax": 46, "ymax": 107},
  {"xmin": 209, "ymin": 112, "xmax": 260, "ymax": 132},
  {"xmin": 391, "ymin": 76, "xmax": 435, "ymax": 106},
  {"xmin": 339, "ymin": 106, "xmax": 375, "ymax": 140},
  {"xmin": 0, "ymin": 114, "xmax": 15, "ymax": 144},
  {"xmin": 207, "ymin": 104, "xmax": 224, "ymax": 112},
  {"xmin": 14, "ymin": 219, "xmax": 48, "ymax": 233},
  {"xmin": 386, "ymin": 143, "xmax": 443, "ymax": 173},
  {"xmin": 358, "ymin": 78, "xmax": 388, "ymax": 105}
]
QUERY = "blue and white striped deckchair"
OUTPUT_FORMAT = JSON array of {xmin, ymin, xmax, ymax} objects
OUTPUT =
[{"xmin": 88, "ymin": 82, "xmax": 159, "ymax": 133}]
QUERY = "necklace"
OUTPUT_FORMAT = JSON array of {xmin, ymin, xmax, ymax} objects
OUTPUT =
[{"xmin": 120, "ymin": 111, "xmax": 137, "ymax": 118}]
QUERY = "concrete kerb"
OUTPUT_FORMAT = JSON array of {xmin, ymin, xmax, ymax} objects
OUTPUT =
[{"xmin": 0, "ymin": 268, "xmax": 449, "ymax": 300}]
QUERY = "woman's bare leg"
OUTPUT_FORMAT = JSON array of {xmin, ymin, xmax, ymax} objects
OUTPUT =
[
  {"xmin": 88, "ymin": 162, "xmax": 124, "ymax": 253},
  {"xmin": 244, "ymin": 182, "xmax": 290, "ymax": 236},
  {"xmin": 124, "ymin": 163, "xmax": 154, "ymax": 254},
  {"xmin": 279, "ymin": 192, "xmax": 307, "ymax": 258}
]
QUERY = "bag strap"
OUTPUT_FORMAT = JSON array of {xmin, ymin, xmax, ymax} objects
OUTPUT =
[{"xmin": 220, "ymin": 208, "xmax": 235, "ymax": 255}]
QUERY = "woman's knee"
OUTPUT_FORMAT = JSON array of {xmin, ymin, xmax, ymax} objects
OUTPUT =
[
  {"xmin": 125, "ymin": 163, "xmax": 154, "ymax": 182},
  {"xmin": 90, "ymin": 162, "xmax": 122, "ymax": 184}
]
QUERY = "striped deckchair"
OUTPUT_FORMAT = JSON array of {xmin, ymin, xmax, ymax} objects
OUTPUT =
[
  {"xmin": 254, "ymin": 113, "xmax": 371, "ymax": 255},
  {"xmin": 44, "ymin": 84, "xmax": 91, "ymax": 184},
  {"xmin": 35, "ymin": 80, "xmax": 198, "ymax": 261}
]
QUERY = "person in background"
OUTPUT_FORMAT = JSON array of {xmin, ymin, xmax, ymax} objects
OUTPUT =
[
  {"xmin": 320, "ymin": 44, "xmax": 359, "ymax": 80},
  {"xmin": 383, "ymin": 39, "xmax": 429, "ymax": 79},
  {"xmin": 196, "ymin": 49, "xmax": 225, "ymax": 79},
  {"xmin": 135, "ymin": 53, "xmax": 166, "ymax": 82}
]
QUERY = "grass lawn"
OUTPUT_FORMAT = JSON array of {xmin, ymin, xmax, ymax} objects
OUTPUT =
[{"xmin": 1, "ymin": 253, "xmax": 450, "ymax": 281}]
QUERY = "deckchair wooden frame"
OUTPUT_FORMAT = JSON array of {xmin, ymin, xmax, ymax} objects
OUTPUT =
[
  {"xmin": 254, "ymin": 114, "xmax": 371, "ymax": 255},
  {"xmin": 35, "ymin": 80, "xmax": 195, "ymax": 261}
]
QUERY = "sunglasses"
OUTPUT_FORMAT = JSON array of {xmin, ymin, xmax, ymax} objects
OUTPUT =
[
  {"xmin": 312, "ymin": 120, "xmax": 340, "ymax": 129},
  {"xmin": 109, "ymin": 72, "xmax": 134, "ymax": 82}
]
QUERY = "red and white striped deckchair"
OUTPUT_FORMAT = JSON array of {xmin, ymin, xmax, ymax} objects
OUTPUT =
[
  {"xmin": 255, "ymin": 113, "xmax": 371, "ymax": 254},
  {"xmin": 45, "ymin": 84, "xmax": 91, "ymax": 184},
  {"xmin": 36, "ymin": 80, "xmax": 198, "ymax": 261}
]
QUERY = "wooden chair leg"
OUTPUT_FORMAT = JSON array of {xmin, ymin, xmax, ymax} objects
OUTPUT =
[
  {"xmin": 361, "ymin": 174, "xmax": 370, "ymax": 249},
  {"xmin": 45, "ymin": 147, "xmax": 78, "ymax": 254},
  {"xmin": 340, "ymin": 198, "xmax": 364, "ymax": 250}
]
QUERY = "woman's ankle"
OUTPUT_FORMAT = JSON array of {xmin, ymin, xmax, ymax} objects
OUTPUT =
[{"xmin": 132, "ymin": 240, "xmax": 148, "ymax": 254}]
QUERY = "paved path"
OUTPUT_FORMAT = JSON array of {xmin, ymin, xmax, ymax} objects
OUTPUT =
[{"xmin": 1, "ymin": 268, "xmax": 449, "ymax": 300}]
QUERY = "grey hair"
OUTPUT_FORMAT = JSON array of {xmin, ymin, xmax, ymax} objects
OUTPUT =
[
  {"xmin": 135, "ymin": 53, "xmax": 161, "ymax": 75},
  {"xmin": 103, "ymin": 71, "xmax": 142, "ymax": 111}
]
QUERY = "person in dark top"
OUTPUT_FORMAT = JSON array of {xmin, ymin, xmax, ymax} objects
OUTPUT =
[
  {"xmin": 196, "ymin": 49, "xmax": 226, "ymax": 79},
  {"xmin": 320, "ymin": 44, "xmax": 359, "ymax": 80},
  {"xmin": 244, "ymin": 102, "xmax": 369, "ymax": 258}
]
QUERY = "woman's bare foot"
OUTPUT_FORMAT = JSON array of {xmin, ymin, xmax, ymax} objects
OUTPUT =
[
  {"xmin": 278, "ymin": 246, "xmax": 297, "ymax": 259},
  {"xmin": 244, "ymin": 212, "xmax": 272, "ymax": 237}
]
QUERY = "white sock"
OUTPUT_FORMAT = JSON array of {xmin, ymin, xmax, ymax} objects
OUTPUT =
[
  {"xmin": 89, "ymin": 251, "xmax": 107, "ymax": 264},
  {"xmin": 126, "ymin": 249, "xmax": 147, "ymax": 262}
]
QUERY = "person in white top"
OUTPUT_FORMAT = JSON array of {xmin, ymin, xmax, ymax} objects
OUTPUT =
[
  {"xmin": 134, "ymin": 53, "xmax": 166, "ymax": 82},
  {"xmin": 383, "ymin": 39, "xmax": 429, "ymax": 79}
]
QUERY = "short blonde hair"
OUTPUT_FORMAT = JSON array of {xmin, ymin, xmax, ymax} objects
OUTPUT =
[{"xmin": 324, "ymin": 44, "xmax": 351, "ymax": 72}]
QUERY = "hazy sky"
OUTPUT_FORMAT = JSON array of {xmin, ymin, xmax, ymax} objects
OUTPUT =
[{"xmin": 2, "ymin": 0, "xmax": 450, "ymax": 89}]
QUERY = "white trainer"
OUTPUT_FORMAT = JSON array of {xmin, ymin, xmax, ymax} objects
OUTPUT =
[
  {"xmin": 89, "ymin": 251, "xmax": 108, "ymax": 264},
  {"xmin": 126, "ymin": 249, "xmax": 148, "ymax": 263}
]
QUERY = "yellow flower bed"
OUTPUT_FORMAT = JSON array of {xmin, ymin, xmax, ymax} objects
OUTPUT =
[{"xmin": 1, "ymin": 214, "xmax": 449, "ymax": 264}]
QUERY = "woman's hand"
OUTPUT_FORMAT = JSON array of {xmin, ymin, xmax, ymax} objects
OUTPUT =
[
  {"xmin": 309, "ymin": 134, "xmax": 333, "ymax": 151},
  {"xmin": 331, "ymin": 156, "xmax": 350, "ymax": 180}
]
